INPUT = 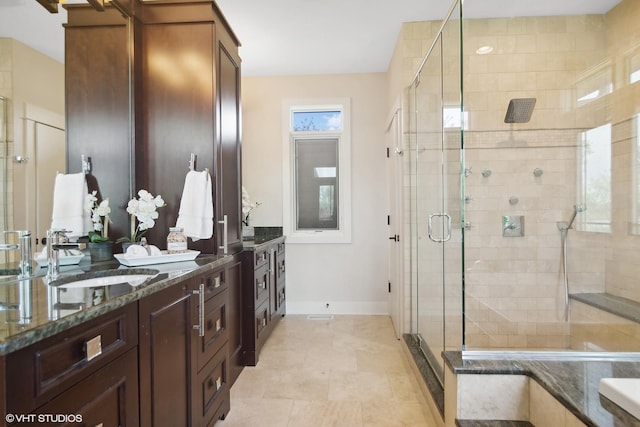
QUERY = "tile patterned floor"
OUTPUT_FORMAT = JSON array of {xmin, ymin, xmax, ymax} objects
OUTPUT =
[{"xmin": 218, "ymin": 315, "xmax": 439, "ymax": 427}]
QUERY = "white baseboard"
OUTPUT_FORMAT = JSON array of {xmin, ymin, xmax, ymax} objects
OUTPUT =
[{"xmin": 286, "ymin": 301, "xmax": 389, "ymax": 315}]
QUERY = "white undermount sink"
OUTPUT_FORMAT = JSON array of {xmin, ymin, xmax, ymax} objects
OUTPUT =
[
  {"xmin": 51, "ymin": 268, "xmax": 160, "ymax": 289},
  {"xmin": 599, "ymin": 378, "xmax": 640, "ymax": 419}
]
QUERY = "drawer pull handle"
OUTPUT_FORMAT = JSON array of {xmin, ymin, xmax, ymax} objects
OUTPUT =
[
  {"xmin": 208, "ymin": 376, "xmax": 222, "ymax": 391},
  {"xmin": 218, "ymin": 214, "xmax": 228, "ymax": 254},
  {"xmin": 192, "ymin": 283, "xmax": 205, "ymax": 337},
  {"xmin": 258, "ymin": 281, "xmax": 266, "ymax": 290},
  {"xmin": 213, "ymin": 276, "xmax": 221, "ymax": 288},
  {"xmin": 85, "ymin": 335, "xmax": 102, "ymax": 362},
  {"xmin": 216, "ymin": 318, "xmax": 222, "ymax": 332},
  {"xmin": 261, "ymin": 318, "xmax": 267, "ymax": 327}
]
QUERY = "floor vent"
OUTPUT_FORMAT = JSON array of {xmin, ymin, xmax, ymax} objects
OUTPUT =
[{"xmin": 307, "ymin": 314, "xmax": 334, "ymax": 320}]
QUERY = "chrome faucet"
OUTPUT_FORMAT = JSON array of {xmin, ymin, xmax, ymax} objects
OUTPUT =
[
  {"xmin": 46, "ymin": 229, "xmax": 79, "ymax": 280},
  {"xmin": 1, "ymin": 230, "xmax": 33, "ymax": 279}
]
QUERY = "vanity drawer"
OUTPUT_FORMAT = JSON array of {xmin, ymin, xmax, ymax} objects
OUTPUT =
[
  {"xmin": 275, "ymin": 252, "xmax": 285, "ymax": 283},
  {"xmin": 193, "ymin": 345, "xmax": 230, "ymax": 425},
  {"xmin": 200, "ymin": 268, "xmax": 226, "ymax": 300},
  {"xmin": 255, "ymin": 303, "xmax": 269, "ymax": 341},
  {"xmin": 194, "ymin": 288, "xmax": 229, "ymax": 372},
  {"xmin": 6, "ymin": 303, "xmax": 138, "ymax": 415},
  {"xmin": 253, "ymin": 247, "xmax": 269, "ymax": 269},
  {"xmin": 254, "ymin": 263, "xmax": 269, "ymax": 307},
  {"xmin": 275, "ymin": 284, "xmax": 286, "ymax": 315}
]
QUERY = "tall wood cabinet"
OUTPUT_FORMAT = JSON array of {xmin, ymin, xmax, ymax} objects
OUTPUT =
[
  {"xmin": 64, "ymin": 6, "xmax": 132, "ymax": 239},
  {"xmin": 64, "ymin": 0, "xmax": 242, "ymax": 256}
]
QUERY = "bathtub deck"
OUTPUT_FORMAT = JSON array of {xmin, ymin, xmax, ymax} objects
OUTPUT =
[{"xmin": 443, "ymin": 351, "xmax": 640, "ymax": 427}]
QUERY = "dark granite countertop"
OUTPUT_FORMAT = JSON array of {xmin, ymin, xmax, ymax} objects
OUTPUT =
[
  {"xmin": 443, "ymin": 351, "xmax": 640, "ymax": 427},
  {"xmin": 0, "ymin": 253, "xmax": 233, "ymax": 355},
  {"xmin": 242, "ymin": 226, "xmax": 285, "ymax": 249},
  {"xmin": 571, "ymin": 292, "xmax": 640, "ymax": 324}
]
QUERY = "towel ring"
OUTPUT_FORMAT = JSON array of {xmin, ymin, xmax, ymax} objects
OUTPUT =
[{"xmin": 188, "ymin": 153, "xmax": 209, "ymax": 180}]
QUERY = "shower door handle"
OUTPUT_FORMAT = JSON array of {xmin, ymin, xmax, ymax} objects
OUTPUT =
[{"xmin": 427, "ymin": 213, "xmax": 451, "ymax": 243}]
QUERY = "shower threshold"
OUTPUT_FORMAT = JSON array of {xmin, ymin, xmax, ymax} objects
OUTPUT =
[{"xmin": 462, "ymin": 350, "xmax": 640, "ymax": 362}]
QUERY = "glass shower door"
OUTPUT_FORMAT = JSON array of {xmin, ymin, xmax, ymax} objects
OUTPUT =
[{"xmin": 412, "ymin": 2, "xmax": 463, "ymax": 384}]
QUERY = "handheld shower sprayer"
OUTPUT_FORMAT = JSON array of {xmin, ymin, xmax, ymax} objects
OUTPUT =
[
  {"xmin": 557, "ymin": 204, "xmax": 586, "ymax": 232},
  {"xmin": 566, "ymin": 204, "xmax": 586, "ymax": 230}
]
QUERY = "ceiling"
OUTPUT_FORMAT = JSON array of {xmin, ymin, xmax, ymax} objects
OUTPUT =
[{"xmin": 0, "ymin": 0, "xmax": 622, "ymax": 77}]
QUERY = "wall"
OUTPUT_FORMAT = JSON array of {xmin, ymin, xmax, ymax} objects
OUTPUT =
[{"xmin": 242, "ymin": 73, "xmax": 389, "ymax": 314}]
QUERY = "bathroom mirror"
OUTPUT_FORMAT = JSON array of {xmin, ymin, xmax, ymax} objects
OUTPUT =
[{"xmin": 0, "ymin": 1, "xmax": 131, "ymax": 253}]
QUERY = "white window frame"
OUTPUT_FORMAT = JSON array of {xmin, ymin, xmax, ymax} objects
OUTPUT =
[
  {"xmin": 282, "ymin": 98, "xmax": 352, "ymax": 244},
  {"xmin": 576, "ymin": 123, "xmax": 612, "ymax": 233}
]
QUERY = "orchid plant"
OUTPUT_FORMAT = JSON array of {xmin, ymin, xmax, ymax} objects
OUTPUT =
[
  {"xmin": 85, "ymin": 191, "xmax": 111, "ymax": 243},
  {"xmin": 117, "ymin": 189, "xmax": 165, "ymax": 243},
  {"xmin": 241, "ymin": 186, "xmax": 261, "ymax": 226}
]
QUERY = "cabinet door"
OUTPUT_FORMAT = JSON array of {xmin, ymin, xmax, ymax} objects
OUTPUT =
[
  {"xmin": 225, "ymin": 258, "xmax": 244, "ymax": 385},
  {"xmin": 35, "ymin": 348, "xmax": 139, "ymax": 427},
  {"xmin": 216, "ymin": 36, "xmax": 243, "ymax": 256},
  {"xmin": 139, "ymin": 14, "xmax": 216, "ymax": 251},
  {"xmin": 65, "ymin": 5, "xmax": 132, "ymax": 240},
  {"xmin": 139, "ymin": 282, "xmax": 192, "ymax": 427},
  {"xmin": 275, "ymin": 248, "xmax": 286, "ymax": 315}
]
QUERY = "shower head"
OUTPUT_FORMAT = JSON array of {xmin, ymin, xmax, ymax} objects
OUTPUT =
[{"xmin": 504, "ymin": 98, "xmax": 536, "ymax": 123}]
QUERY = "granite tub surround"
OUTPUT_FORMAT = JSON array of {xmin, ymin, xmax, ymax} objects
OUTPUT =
[
  {"xmin": 443, "ymin": 352, "xmax": 640, "ymax": 427},
  {"xmin": 0, "ymin": 254, "xmax": 232, "ymax": 355}
]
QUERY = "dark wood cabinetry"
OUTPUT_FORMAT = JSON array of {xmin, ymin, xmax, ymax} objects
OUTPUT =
[
  {"xmin": 4, "ymin": 304, "xmax": 139, "ymax": 425},
  {"xmin": 241, "ymin": 238, "xmax": 286, "ymax": 366},
  {"xmin": 138, "ymin": 278, "xmax": 192, "ymax": 426},
  {"xmin": 37, "ymin": 348, "xmax": 139, "ymax": 427},
  {"xmin": 64, "ymin": 6, "xmax": 132, "ymax": 238},
  {"xmin": 139, "ymin": 262, "xmax": 233, "ymax": 427},
  {"xmin": 65, "ymin": 1, "xmax": 242, "ymax": 256},
  {"xmin": 225, "ymin": 259, "xmax": 244, "ymax": 386},
  {"xmin": 0, "ymin": 252, "xmax": 251, "ymax": 425}
]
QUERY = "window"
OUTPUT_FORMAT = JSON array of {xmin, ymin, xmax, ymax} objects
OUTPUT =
[
  {"xmin": 577, "ymin": 123, "xmax": 611, "ymax": 233},
  {"xmin": 283, "ymin": 99, "xmax": 351, "ymax": 243},
  {"xmin": 443, "ymin": 106, "xmax": 468, "ymax": 130}
]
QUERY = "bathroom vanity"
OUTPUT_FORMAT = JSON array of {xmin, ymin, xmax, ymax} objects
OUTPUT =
[
  {"xmin": 240, "ymin": 235, "xmax": 286, "ymax": 366},
  {"xmin": 0, "ymin": 254, "xmax": 238, "ymax": 426}
]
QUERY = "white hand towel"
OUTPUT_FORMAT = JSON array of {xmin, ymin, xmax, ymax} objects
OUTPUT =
[
  {"xmin": 51, "ymin": 172, "xmax": 91, "ymax": 238},
  {"xmin": 176, "ymin": 170, "xmax": 213, "ymax": 241}
]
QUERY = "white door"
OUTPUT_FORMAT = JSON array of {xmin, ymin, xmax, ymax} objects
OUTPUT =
[
  {"xmin": 13, "ymin": 105, "xmax": 65, "ymax": 252},
  {"xmin": 386, "ymin": 106, "xmax": 404, "ymax": 339},
  {"xmin": 34, "ymin": 123, "xmax": 65, "ymax": 249}
]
